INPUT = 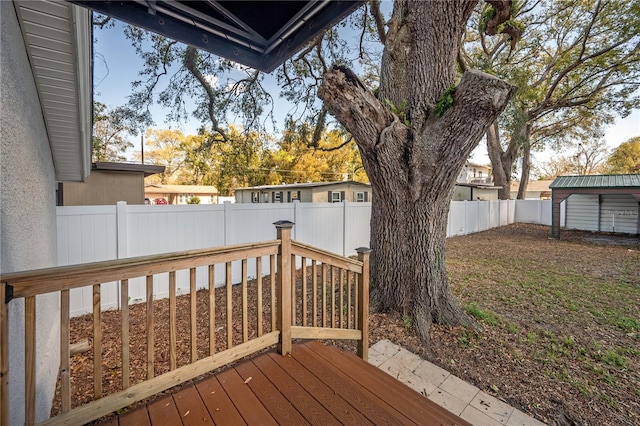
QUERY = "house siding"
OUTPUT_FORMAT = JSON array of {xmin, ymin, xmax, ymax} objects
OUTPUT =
[
  {"xmin": 1, "ymin": 2, "xmax": 61, "ymax": 423},
  {"xmin": 63, "ymin": 170, "xmax": 145, "ymax": 205}
]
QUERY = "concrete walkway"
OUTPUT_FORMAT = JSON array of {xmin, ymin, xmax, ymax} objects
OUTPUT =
[{"xmin": 369, "ymin": 340, "xmax": 546, "ymax": 426}]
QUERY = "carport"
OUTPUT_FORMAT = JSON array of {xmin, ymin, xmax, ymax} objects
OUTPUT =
[{"xmin": 550, "ymin": 174, "xmax": 640, "ymax": 238}]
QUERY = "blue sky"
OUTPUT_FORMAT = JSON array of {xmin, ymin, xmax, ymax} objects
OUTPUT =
[{"xmin": 94, "ymin": 19, "xmax": 639, "ymax": 166}]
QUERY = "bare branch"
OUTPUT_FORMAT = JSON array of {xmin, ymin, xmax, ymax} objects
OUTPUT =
[{"xmin": 369, "ymin": 0, "xmax": 387, "ymax": 44}]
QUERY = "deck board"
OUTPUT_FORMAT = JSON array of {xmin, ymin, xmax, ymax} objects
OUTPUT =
[
  {"xmin": 252, "ymin": 353, "xmax": 341, "ymax": 425},
  {"xmin": 215, "ymin": 367, "xmax": 277, "ymax": 425},
  {"xmin": 100, "ymin": 341, "xmax": 471, "ymax": 426},
  {"xmin": 194, "ymin": 375, "xmax": 247, "ymax": 425},
  {"xmin": 172, "ymin": 386, "xmax": 214, "ymax": 426},
  {"xmin": 146, "ymin": 395, "xmax": 182, "ymax": 426},
  {"xmin": 234, "ymin": 358, "xmax": 310, "ymax": 425},
  {"xmin": 266, "ymin": 351, "xmax": 373, "ymax": 425}
]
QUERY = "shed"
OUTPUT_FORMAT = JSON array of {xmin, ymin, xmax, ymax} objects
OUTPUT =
[{"xmin": 550, "ymin": 175, "xmax": 640, "ymax": 238}]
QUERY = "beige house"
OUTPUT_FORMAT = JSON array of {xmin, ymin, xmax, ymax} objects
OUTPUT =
[
  {"xmin": 235, "ymin": 181, "xmax": 371, "ymax": 203},
  {"xmin": 145, "ymin": 184, "xmax": 219, "ymax": 204},
  {"xmin": 458, "ymin": 162, "xmax": 493, "ymax": 184},
  {"xmin": 59, "ymin": 162, "xmax": 165, "ymax": 206},
  {"xmin": 510, "ymin": 180, "xmax": 553, "ymax": 199}
]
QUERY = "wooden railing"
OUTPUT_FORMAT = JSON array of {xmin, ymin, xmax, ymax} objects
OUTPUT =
[{"xmin": 0, "ymin": 221, "xmax": 370, "ymax": 426}]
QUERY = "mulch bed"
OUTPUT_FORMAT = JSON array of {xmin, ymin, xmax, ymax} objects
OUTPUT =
[{"xmin": 51, "ymin": 224, "xmax": 640, "ymax": 425}]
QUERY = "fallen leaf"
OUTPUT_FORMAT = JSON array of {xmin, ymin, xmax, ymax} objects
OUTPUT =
[
  {"xmin": 244, "ymin": 377, "xmax": 252, "ymax": 384},
  {"xmin": 184, "ymin": 410, "xmax": 190, "ymax": 417}
]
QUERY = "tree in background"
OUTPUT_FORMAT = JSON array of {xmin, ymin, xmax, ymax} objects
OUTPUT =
[
  {"xmin": 461, "ymin": 0, "xmax": 640, "ymax": 199},
  {"xmin": 536, "ymin": 137, "xmax": 610, "ymax": 179},
  {"xmin": 92, "ymin": 101, "xmax": 135, "ymax": 162},
  {"xmin": 606, "ymin": 136, "xmax": 640, "ymax": 173},
  {"xmin": 141, "ymin": 129, "xmax": 187, "ymax": 184}
]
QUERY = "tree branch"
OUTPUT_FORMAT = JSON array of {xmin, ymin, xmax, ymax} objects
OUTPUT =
[
  {"xmin": 184, "ymin": 46, "xmax": 228, "ymax": 141},
  {"xmin": 369, "ymin": 0, "xmax": 387, "ymax": 44}
]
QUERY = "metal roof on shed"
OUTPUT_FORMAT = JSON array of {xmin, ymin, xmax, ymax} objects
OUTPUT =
[{"xmin": 550, "ymin": 174, "xmax": 640, "ymax": 189}]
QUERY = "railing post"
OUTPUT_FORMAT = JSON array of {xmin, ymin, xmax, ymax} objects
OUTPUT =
[
  {"xmin": 356, "ymin": 247, "xmax": 371, "ymax": 361},
  {"xmin": 274, "ymin": 221, "xmax": 294, "ymax": 355},
  {"xmin": 0, "ymin": 283, "xmax": 9, "ymax": 426}
]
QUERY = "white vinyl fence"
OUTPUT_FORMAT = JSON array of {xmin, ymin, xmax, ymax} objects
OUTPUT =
[{"xmin": 57, "ymin": 199, "xmax": 549, "ymax": 317}]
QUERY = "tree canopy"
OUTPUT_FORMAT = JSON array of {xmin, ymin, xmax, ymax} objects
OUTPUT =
[
  {"xmin": 461, "ymin": 0, "xmax": 640, "ymax": 198},
  {"xmin": 606, "ymin": 136, "xmax": 640, "ymax": 173}
]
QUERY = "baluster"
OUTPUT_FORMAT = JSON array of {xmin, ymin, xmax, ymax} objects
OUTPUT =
[
  {"xmin": 169, "ymin": 272, "xmax": 177, "ymax": 371},
  {"xmin": 121, "ymin": 280, "xmax": 130, "ymax": 388},
  {"xmin": 208, "ymin": 265, "xmax": 215, "ymax": 355},
  {"xmin": 60, "ymin": 290, "xmax": 70, "ymax": 412},
  {"xmin": 256, "ymin": 257, "xmax": 263, "ymax": 337},
  {"xmin": 146, "ymin": 276, "xmax": 154, "ymax": 379},
  {"xmin": 190, "ymin": 268, "xmax": 197, "ymax": 362}
]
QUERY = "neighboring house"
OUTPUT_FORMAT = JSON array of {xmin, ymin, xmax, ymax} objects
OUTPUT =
[
  {"xmin": 510, "ymin": 180, "xmax": 553, "ymax": 199},
  {"xmin": 145, "ymin": 184, "xmax": 219, "ymax": 205},
  {"xmin": 452, "ymin": 183, "xmax": 502, "ymax": 201},
  {"xmin": 458, "ymin": 162, "xmax": 493, "ymax": 184},
  {"xmin": 235, "ymin": 181, "xmax": 371, "ymax": 203},
  {"xmin": 59, "ymin": 162, "xmax": 165, "ymax": 206},
  {"xmin": 1, "ymin": 1, "xmax": 91, "ymax": 423},
  {"xmin": 451, "ymin": 162, "xmax": 499, "ymax": 200}
]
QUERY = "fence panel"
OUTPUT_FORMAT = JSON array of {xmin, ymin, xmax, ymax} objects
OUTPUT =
[
  {"xmin": 449, "ymin": 201, "xmax": 467, "ymax": 236},
  {"xmin": 478, "ymin": 201, "xmax": 490, "ymax": 232},
  {"xmin": 58, "ymin": 199, "xmax": 553, "ymax": 316},
  {"xmin": 344, "ymin": 202, "xmax": 372, "ymax": 256},
  {"xmin": 57, "ymin": 206, "xmax": 119, "ymax": 316},
  {"xmin": 465, "ymin": 201, "xmax": 479, "ymax": 235}
]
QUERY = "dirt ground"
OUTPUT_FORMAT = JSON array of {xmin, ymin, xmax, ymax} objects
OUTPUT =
[{"xmin": 52, "ymin": 224, "xmax": 640, "ymax": 425}]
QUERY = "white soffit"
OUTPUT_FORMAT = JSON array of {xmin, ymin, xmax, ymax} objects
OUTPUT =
[{"xmin": 15, "ymin": 0, "xmax": 91, "ymax": 182}]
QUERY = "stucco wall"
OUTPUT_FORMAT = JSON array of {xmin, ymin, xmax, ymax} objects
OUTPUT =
[
  {"xmin": 62, "ymin": 170, "xmax": 145, "ymax": 205},
  {"xmin": 1, "ymin": 2, "xmax": 61, "ymax": 423}
]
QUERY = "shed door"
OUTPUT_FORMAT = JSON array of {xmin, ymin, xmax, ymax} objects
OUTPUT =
[
  {"xmin": 565, "ymin": 194, "xmax": 599, "ymax": 231},
  {"xmin": 600, "ymin": 194, "xmax": 639, "ymax": 234}
]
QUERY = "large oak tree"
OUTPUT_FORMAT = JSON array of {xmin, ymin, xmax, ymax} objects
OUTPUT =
[
  {"xmin": 100, "ymin": 1, "xmax": 518, "ymax": 343},
  {"xmin": 318, "ymin": 1, "xmax": 516, "ymax": 341}
]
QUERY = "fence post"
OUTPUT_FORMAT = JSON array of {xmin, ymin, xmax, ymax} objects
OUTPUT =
[
  {"xmin": 356, "ymin": 247, "xmax": 372, "ymax": 361},
  {"xmin": 274, "ymin": 221, "xmax": 294, "ymax": 355},
  {"xmin": 0, "ymin": 283, "xmax": 8, "ymax": 425}
]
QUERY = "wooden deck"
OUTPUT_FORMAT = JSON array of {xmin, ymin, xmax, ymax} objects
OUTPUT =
[{"xmin": 100, "ymin": 341, "xmax": 470, "ymax": 426}]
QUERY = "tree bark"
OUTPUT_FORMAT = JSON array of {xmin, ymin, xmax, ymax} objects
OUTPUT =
[
  {"xmin": 486, "ymin": 121, "xmax": 517, "ymax": 200},
  {"xmin": 517, "ymin": 137, "xmax": 531, "ymax": 199},
  {"xmin": 319, "ymin": 17, "xmax": 516, "ymax": 343}
]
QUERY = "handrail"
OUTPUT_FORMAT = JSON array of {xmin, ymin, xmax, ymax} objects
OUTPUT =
[
  {"xmin": 0, "ymin": 222, "xmax": 370, "ymax": 425},
  {"xmin": 1, "ymin": 240, "xmax": 280, "ymax": 299}
]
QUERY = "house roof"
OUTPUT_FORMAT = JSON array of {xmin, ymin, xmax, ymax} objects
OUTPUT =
[
  {"xmin": 15, "ymin": 1, "xmax": 92, "ymax": 182},
  {"xmin": 93, "ymin": 162, "xmax": 165, "ymax": 177},
  {"xmin": 550, "ymin": 174, "xmax": 640, "ymax": 189},
  {"xmin": 236, "ymin": 180, "xmax": 371, "ymax": 191},
  {"xmin": 455, "ymin": 183, "xmax": 503, "ymax": 189},
  {"xmin": 465, "ymin": 162, "xmax": 492, "ymax": 170},
  {"xmin": 68, "ymin": 0, "xmax": 364, "ymax": 73},
  {"xmin": 145, "ymin": 184, "xmax": 219, "ymax": 194},
  {"xmin": 510, "ymin": 180, "xmax": 553, "ymax": 192}
]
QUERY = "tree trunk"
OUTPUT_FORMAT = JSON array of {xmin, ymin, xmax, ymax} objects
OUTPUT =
[
  {"xmin": 318, "ymin": 0, "xmax": 516, "ymax": 343},
  {"xmin": 320, "ymin": 68, "xmax": 514, "ymax": 342},
  {"xmin": 486, "ymin": 121, "xmax": 517, "ymax": 200},
  {"xmin": 517, "ymin": 137, "xmax": 531, "ymax": 199}
]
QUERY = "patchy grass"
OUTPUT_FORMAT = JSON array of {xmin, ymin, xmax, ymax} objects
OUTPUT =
[{"xmin": 371, "ymin": 224, "xmax": 640, "ymax": 426}]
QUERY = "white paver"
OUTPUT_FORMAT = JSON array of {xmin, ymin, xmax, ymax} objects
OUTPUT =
[{"xmin": 370, "ymin": 340, "xmax": 547, "ymax": 426}]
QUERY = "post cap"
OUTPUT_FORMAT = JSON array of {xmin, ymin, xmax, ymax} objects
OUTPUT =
[
  {"xmin": 273, "ymin": 220, "xmax": 295, "ymax": 229},
  {"xmin": 355, "ymin": 247, "xmax": 372, "ymax": 254}
]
